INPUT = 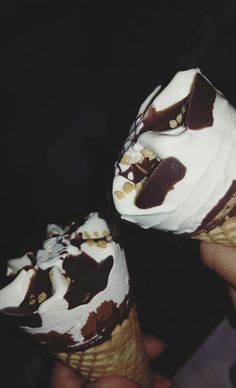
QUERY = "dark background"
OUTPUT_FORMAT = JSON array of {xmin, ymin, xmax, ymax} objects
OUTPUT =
[{"xmin": 1, "ymin": 1, "xmax": 236, "ymax": 387}]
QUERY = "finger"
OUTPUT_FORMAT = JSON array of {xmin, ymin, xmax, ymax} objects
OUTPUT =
[
  {"xmin": 200, "ymin": 241, "xmax": 236, "ymax": 288},
  {"xmin": 86, "ymin": 375, "xmax": 139, "ymax": 387},
  {"xmin": 228, "ymin": 285, "xmax": 236, "ymax": 309},
  {"xmin": 51, "ymin": 360, "xmax": 85, "ymax": 388},
  {"xmin": 152, "ymin": 372, "xmax": 174, "ymax": 387},
  {"xmin": 143, "ymin": 335, "xmax": 167, "ymax": 360},
  {"xmin": 88, "ymin": 373, "xmax": 174, "ymax": 388}
]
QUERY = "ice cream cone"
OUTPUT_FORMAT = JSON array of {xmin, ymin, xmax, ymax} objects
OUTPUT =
[{"xmin": 56, "ymin": 307, "xmax": 151, "ymax": 387}]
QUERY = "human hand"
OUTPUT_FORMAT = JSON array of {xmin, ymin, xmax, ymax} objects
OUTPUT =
[
  {"xmin": 51, "ymin": 335, "xmax": 174, "ymax": 388},
  {"xmin": 200, "ymin": 241, "xmax": 236, "ymax": 308}
]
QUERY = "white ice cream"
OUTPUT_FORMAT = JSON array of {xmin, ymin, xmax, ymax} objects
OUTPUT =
[
  {"xmin": 0, "ymin": 213, "xmax": 130, "ymax": 350},
  {"xmin": 113, "ymin": 69, "xmax": 236, "ymax": 234}
]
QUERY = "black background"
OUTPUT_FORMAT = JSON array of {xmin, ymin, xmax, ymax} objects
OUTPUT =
[{"xmin": 1, "ymin": 1, "xmax": 236, "ymax": 387}]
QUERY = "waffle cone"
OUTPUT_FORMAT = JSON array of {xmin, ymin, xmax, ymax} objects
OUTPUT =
[
  {"xmin": 187, "ymin": 187, "xmax": 236, "ymax": 246},
  {"xmin": 193, "ymin": 216, "xmax": 236, "ymax": 246},
  {"xmin": 56, "ymin": 307, "xmax": 151, "ymax": 387}
]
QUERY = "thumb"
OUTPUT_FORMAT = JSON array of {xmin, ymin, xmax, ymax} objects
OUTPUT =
[
  {"xmin": 51, "ymin": 361, "xmax": 85, "ymax": 388},
  {"xmin": 200, "ymin": 241, "xmax": 236, "ymax": 288},
  {"xmin": 85, "ymin": 376, "xmax": 139, "ymax": 387}
]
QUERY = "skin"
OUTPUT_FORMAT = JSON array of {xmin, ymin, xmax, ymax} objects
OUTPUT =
[
  {"xmin": 51, "ymin": 335, "xmax": 173, "ymax": 388},
  {"xmin": 200, "ymin": 241, "xmax": 236, "ymax": 308},
  {"xmin": 51, "ymin": 241, "xmax": 236, "ymax": 388}
]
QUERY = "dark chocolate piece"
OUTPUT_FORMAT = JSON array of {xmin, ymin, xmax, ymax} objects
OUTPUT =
[
  {"xmin": 186, "ymin": 73, "xmax": 216, "ymax": 130},
  {"xmin": 119, "ymin": 157, "xmax": 159, "ymax": 184},
  {"xmin": 64, "ymin": 256, "xmax": 113, "ymax": 309},
  {"xmin": 27, "ymin": 252, "xmax": 36, "ymax": 266},
  {"xmin": 135, "ymin": 157, "xmax": 186, "ymax": 209},
  {"xmin": 2, "ymin": 307, "xmax": 42, "ymax": 328},
  {"xmin": 33, "ymin": 292, "xmax": 133, "ymax": 353},
  {"xmin": 63, "ymin": 253, "xmax": 97, "ymax": 281}
]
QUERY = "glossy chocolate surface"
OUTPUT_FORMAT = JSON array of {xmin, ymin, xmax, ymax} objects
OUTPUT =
[{"xmin": 135, "ymin": 157, "xmax": 186, "ymax": 209}]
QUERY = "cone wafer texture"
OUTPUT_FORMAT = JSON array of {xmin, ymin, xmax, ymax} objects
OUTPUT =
[{"xmin": 56, "ymin": 307, "xmax": 151, "ymax": 387}]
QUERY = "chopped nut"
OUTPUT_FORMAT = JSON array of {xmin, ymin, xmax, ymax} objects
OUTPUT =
[
  {"xmin": 58, "ymin": 353, "xmax": 67, "ymax": 361},
  {"xmin": 29, "ymin": 295, "xmax": 37, "ymax": 306},
  {"xmin": 176, "ymin": 113, "xmax": 183, "ymax": 124},
  {"xmin": 123, "ymin": 182, "xmax": 134, "ymax": 193},
  {"xmin": 135, "ymin": 182, "xmax": 142, "ymax": 191},
  {"xmin": 142, "ymin": 147, "xmax": 155, "ymax": 160},
  {"xmin": 106, "ymin": 235, "xmax": 112, "ymax": 241},
  {"xmin": 169, "ymin": 119, "xmax": 178, "ymax": 128},
  {"xmin": 97, "ymin": 240, "xmax": 107, "ymax": 248},
  {"xmin": 114, "ymin": 190, "xmax": 125, "ymax": 199},
  {"xmin": 120, "ymin": 153, "xmax": 131, "ymax": 165},
  {"xmin": 83, "ymin": 231, "xmax": 91, "ymax": 239},
  {"xmin": 38, "ymin": 292, "xmax": 47, "ymax": 304},
  {"xmin": 135, "ymin": 177, "xmax": 147, "ymax": 192},
  {"xmin": 87, "ymin": 239, "xmax": 95, "ymax": 246}
]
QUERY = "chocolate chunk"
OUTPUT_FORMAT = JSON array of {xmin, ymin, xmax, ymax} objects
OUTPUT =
[
  {"xmin": 63, "ymin": 252, "xmax": 97, "ymax": 281},
  {"xmin": 2, "ymin": 307, "xmax": 42, "ymax": 328},
  {"xmin": 135, "ymin": 157, "xmax": 186, "ymax": 209},
  {"xmin": 64, "ymin": 256, "xmax": 113, "ymax": 309},
  {"xmin": 27, "ymin": 252, "xmax": 36, "ymax": 266},
  {"xmin": 119, "ymin": 157, "xmax": 159, "ymax": 184},
  {"xmin": 186, "ymin": 73, "xmax": 216, "ymax": 130}
]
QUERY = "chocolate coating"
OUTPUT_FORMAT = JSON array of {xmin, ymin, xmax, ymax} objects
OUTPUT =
[
  {"xmin": 1, "ymin": 307, "xmax": 42, "ymax": 328},
  {"xmin": 119, "ymin": 157, "xmax": 159, "ymax": 184},
  {"xmin": 135, "ymin": 157, "xmax": 186, "ymax": 209},
  {"xmin": 186, "ymin": 73, "xmax": 216, "ymax": 130},
  {"xmin": 64, "ymin": 255, "xmax": 114, "ymax": 309},
  {"xmin": 31, "ymin": 292, "xmax": 133, "ymax": 352}
]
